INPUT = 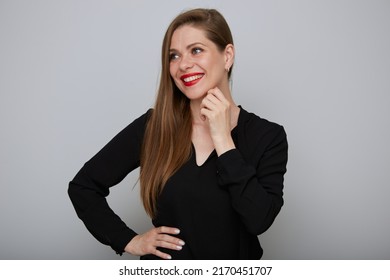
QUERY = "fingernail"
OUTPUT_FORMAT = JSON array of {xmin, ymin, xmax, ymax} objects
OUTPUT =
[
  {"xmin": 174, "ymin": 229, "xmax": 180, "ymax": 234},
  {"xmin": 166, "ymin": 255, "xmax": 172, "ymax": 260},
  {"xmin": 179, "ymin": 240, "xmax": 185, "ymax": 246},
  {"xmin": 176, "ymin": 246, "xmax": 182, "ymax": 250}
]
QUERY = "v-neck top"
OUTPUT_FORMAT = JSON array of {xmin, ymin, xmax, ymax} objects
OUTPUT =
[
  {"xmin": 191, "ymin": 142, "xmax": 216, "ymax": 167},
  {"xmin": 68, "ymin": 107, "xmax": 288, "ymax": 259}
]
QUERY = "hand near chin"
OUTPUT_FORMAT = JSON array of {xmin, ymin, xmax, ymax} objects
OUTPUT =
[
  {"xmin": 124, "ymin": 226, "xmax": 185, "ymax": 260},
  {"xmin": 200, "ymin": 87, "xmax": 236, "ymax": 155}
]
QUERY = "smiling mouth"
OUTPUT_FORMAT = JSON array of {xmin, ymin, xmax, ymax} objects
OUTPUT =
[{"xmin": 180, "ymin": 73, "xmax": 204, "ymax": 86}]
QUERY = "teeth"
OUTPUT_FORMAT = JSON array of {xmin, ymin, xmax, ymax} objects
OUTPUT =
[{"xmin": 183, "ymin": 74, "xmax": 203, "ymax": 83}]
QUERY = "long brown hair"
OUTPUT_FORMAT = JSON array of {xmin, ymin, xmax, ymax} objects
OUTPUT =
[{"xmin": 140, "ymin": 8, "xmax": 234, "ymax": 218}]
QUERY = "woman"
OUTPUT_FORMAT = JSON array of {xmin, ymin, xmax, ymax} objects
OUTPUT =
[{"xmin": 68, "ymin": 8, "xmax": 288, "ymax": 260}]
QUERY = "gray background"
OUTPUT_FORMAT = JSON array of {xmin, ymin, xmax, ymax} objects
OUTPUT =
[{"xmin": 1, "ymin": 0, "xmax": 389, "ymax": 259}]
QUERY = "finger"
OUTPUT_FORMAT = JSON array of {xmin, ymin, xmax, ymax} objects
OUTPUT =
[
  {"xmin": 201, "ymin": 91, "xmax": 226, "ymax": 112},
  {"xmin": 200, "ymin": 107, "xmax": 212, "ymax": 121},
  {"xmin": 207, "ymin": 87, "xmax": 227, "ymax": 102},
  {"xmin": 200, "ymin": 101, "xmax": 222, "ymax": 121},
  {"xmin": 157, "ymin": 233, "xmax": 185, "ymax": 246},
  {"xmin": 200, "ymin": 96, "xmax": 213, "ymax": 121},
  {"xmin": 155, "ymin": 240, "xmax": 183, "ymax": 251},
  {"xmin": 203, "ymin": 92, "xmax": 230, "ymax": 111},
  {"xmin": 201, "ymin": 96, "xmax": 218, "ymax": 111},
  {"xmin": 152, "ymin": 248, "xmax": 172, "ymax": 260},
  {"xmin": 157, "ymin": 226, "xmax": 180, "ymax": 235},
  {"xmin": 204, "ymin": 91, "xmax": 220, "ymax": 103}
]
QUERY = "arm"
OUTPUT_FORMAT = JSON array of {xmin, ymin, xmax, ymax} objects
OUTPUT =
[
  {"xmin": 200, "ymin": 88, "xmax": 288, "ymax": 235},
  {"xmin": 68, "ymin": 110, "xmax": 185, "ymax": 258},
  {"xmin": 68, "ymin": 111, "xmax": 150, "ymax": 255},
  {"xmin": 216, "ymin": 124, "xmax": 288, "ymax": 236}
]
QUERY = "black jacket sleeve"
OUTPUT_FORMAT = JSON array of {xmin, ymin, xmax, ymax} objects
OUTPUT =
[
  {"xmin": 216, "ymin": 114, "xmax": 288, "ymax": 236},
  {"xmin": 68, "ymin": 110, "xmax": 150, "ymax": 255}
]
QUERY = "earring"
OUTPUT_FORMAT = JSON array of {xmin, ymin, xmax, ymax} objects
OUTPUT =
[{"xmin": 226, "ymin": 66, "xmax": 230, "ymax": 72}]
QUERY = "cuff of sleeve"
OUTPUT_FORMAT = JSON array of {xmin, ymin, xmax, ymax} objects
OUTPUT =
[
  {"xmin": 217, "ymin": 148, "xmax": 242, "ymax": 167},
  {"xmin": 111, "ymin": 228, "xmax": 138, "ymax": 256},
  {"xmin": 216, "ymin": 149, "xmax": 254, "ymax": 187}
]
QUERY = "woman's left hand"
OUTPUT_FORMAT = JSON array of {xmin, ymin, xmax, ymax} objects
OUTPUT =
[{"xmin": 200, "ymin": 87, "xmax": 236, "ymax": 155}]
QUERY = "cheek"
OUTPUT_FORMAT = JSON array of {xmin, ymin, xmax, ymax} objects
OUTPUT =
[
  {"xmin": 202, "ymin": 56, "xmax": 223, "ymax": 74},
  {"xmin": 169, "ymin": 64, "xmax": 182, "ymax": 88},
  {"xmin": 169, "ymin": 65, "xmax": 174, "ymax": 78},
  {"xmin": 169, "ymin": 63, "xmax": 179, "ymax": 79}
]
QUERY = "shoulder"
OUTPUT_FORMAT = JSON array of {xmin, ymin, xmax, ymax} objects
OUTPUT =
[
  {"xmin": 109, "ymin": 108, "xmax": 153, "ymax": 145},
  {"xmin": 235, "ymin": 107, "xmax": 287, "ymax": 157},
  {"xmin": 133, "ymin": 108, "xmax": 153, "ymax": 124},
  {"xmin": 124, "ymin": 109, "xmax": 153, "ymax": 132},
  {"xmin": 238, "ymin": 107, "xmax": 286, "ymax": 141}
]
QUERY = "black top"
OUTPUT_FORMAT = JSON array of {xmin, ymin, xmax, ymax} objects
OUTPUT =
[{"xmin": 68, "ymin": 107, "xmax": 288, "ymax": 259}]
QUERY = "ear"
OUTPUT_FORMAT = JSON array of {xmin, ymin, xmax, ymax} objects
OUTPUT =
[{"xmin": 224, "ymin": 44, "xmax": 235, "ymax": 70}]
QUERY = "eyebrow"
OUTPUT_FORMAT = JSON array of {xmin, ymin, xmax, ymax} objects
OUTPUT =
[{"xmin": 169, "ymin": 42, "xmax": 207, "ymax": 53}]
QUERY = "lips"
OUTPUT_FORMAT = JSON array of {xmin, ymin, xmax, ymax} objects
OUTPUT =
[{"xmin": 180, "ymin": 73, "xmax": 204, "ymax": 87}]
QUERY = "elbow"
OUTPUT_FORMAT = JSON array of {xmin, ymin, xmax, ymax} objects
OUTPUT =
[
  {"xmin": 244, "ymin": 220, "xmax": 271, "ymax": 236},
  {"xmin": 68, "ymin": 181, "xmax": 78, "ymax": 201},
  {"xmin": 67, "ymin": 180, "xmax": 85, "ymax": 218},
  {"xmin": 243, "ymin": 200, "xmax": 283, "ymax": 236},
  {"xmin": 68, "ymin": 181, "xmax": 78, "ymax": 210}
]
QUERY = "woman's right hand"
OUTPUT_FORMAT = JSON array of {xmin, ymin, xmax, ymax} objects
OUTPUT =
[{"xmin": 124, "ymin": 226, "xmax": 185, "ymax": 259}]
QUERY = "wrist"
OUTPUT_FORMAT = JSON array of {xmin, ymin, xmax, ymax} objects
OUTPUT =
[
  {"xmin": 124, "ymin": 235, "xmax": 139, "ymax": 255},
  {"xmin": 214, "ymin": 136, "xmax": 236, "ymax": 156}
]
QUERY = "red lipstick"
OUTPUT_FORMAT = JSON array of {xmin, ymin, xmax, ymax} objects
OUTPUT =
[{"xmin": 180, "ymin": 72, "xmax": 204, "ymax": 87}]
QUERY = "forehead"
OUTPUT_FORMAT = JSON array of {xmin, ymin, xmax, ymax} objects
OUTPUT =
[{"xmin": 170, "ymin": 25, "xmax": 210, "ymax": 48}]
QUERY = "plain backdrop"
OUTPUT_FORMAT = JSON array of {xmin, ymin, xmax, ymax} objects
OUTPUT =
[{"xmin": 1, "ymin": 0, "xmax": 389, "ymax": 259}]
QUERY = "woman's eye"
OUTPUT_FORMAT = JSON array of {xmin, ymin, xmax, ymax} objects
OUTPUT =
[
  {"xmin": 192, "ymin": 47, "xmax": 203, "ymax": 55},
  {"xmin": 169, "ymin": 53, "xmax": 179, "ymax": 61}
]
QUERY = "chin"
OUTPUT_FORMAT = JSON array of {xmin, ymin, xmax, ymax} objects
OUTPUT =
[{"xmin": 182, "ymin": 88, "xmax": 208, "ymax": 101}]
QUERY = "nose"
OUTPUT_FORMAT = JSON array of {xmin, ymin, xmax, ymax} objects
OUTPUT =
[{"xmin": 179, "ymin": 54, "xmax": 194, "ymax": 71}]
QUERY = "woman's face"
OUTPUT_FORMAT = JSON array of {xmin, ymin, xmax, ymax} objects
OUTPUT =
[{"xmin": 169, "ymin": 25, "xmax": 232, "ymax": 101}]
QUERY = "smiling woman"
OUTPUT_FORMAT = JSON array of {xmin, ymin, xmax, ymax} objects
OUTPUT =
[
  {"xmin": 68, "ymin": 8, "xmax": 288, "ymax": 260},
  {"xmin": 169, "ymin": 25, "xmax": 234, "ymax": 101}
]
